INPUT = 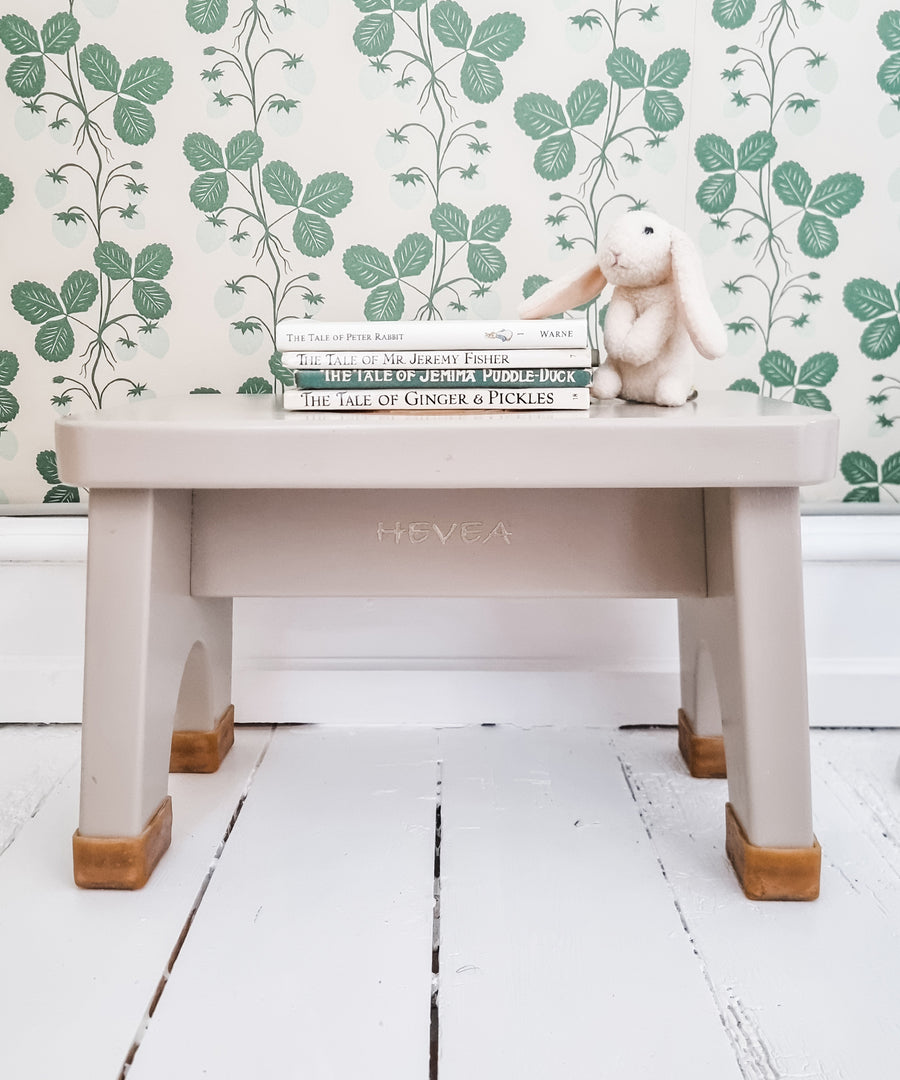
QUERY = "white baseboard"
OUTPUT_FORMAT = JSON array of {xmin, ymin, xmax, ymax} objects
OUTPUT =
[{"xmin": 2, "ymin": 514, "xmax": 898, "ymax": 728}]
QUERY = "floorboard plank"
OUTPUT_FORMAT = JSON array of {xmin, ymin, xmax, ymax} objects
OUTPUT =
[
  {"xmin": 614, "ymin": 726, "xmax": 900, "ymax": 1080},
  {"xmin": 0, "ymin": 725, "xmax": 80, "ymax": 855},
  {"xmin": 0, "ymin": 726, "xmax": 272, "ymax": 1080},
  {"xmin": 127, "ymin": 728, "xmax": 440, "ymax": 1080},
  {"xmin": 436, "ymin": 726, "xmax": 742, "ymax": 1080}
]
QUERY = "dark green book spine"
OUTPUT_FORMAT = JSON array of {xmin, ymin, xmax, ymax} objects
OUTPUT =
[{"xmin": 291, "ymin": 367, "xmax": 592, "ymax": 389}]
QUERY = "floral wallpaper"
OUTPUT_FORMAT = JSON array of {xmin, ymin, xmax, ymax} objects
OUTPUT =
[{"xmin": 0, "ymin": 0, "xmax": 896, "ymax": 504}]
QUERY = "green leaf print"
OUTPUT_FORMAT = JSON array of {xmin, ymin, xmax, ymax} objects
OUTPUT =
[
  {"xmin": 607, "ymin": 47, "xmax": 646, "ymax": 90},
  {"xmin": 792, "ymin": 387, "xmax": 831, "ymax": 411},
  {"xmin": 120, "ymin": 57, "xmax": 173, "ymax": 104},
  {"xmin": 807, "ymin": 174, "xmax": 864, "ymax": 218},
  {"xmin": 365, "ymin": 281, "xmax": 404, "ymax": 321},
  {"xmin": 460, "ymin": 53, "xmax": 503, "ymax": 103},
  {"xmin": 533, "ymin": 132, "xmax": 576, "ymax": 180},
  {"xmin": 772, "ymin": 161, "xmax": 812, "ymax": 208},
  {"xmin": 470, "ymin": 204, "xmax": 510, "ymax": 243},
  {"xmin": 430, "ymin": 1, "xmax": 472, "ymax": 50},
  {"xmin": 41, "ymin": 12, "xmax": 80, "ymax": 55},
  {"xmin": 514, "ymin": 94, "xmax": 568, "ymax": 139},
  {"xmin": 0, "ymin": 14, "xmax": 40, "ymax": 54},
  {"xmin": 566, "ymin": 80, "xmax": 608, "ymax": 127},
  {"xmin": 300, "ymin": 173, "xmax": 354, "ymax": 217},
  {"xmin": 269, "ymin": 353, "xmax": 293, "ymax": 389},
  {"xmin": 292, "ymin": 212, "xmax": 334, "ymax": 258},
  {"xmin": 797, "ymin": 213, "xmax": 838, "ymax": 259},
  {"xmin": 729, "ymin": 379, "xmax": 762, "ymax": 393},
  {"xmin": 262, "ymin": 161, "xmax": 302, "ymax": 206},
  {"xmin": 393, "ymin": 233, "xmax": 433, "ymax": 277},
  {"xmin": 10, "ymin": 281, "xmax": 64, "ymax": 324},
  {"xmin": 843, "ymin": 279, "xmax": 896, "ymax": 321},
  {"xmin": 0, "ymin": 173, "xmax": 12, "ymax": 215},
  {"xmin": 878, "ymin": 11, "xmax": 900, "ymax": 50},
  {"xmin": 44, "ymin": 485, "xmax": 81, "ymax": 504},
  {"xmin": 0, "ymin": 351, "xmax": 18, "ymax": 387},
  {"xmin": 60, "ymin": 270, "xmax": 99, "ymax": 314},
  {"xmin": 798, "ymin": 352, "xmax": 838, "ymax": 387},
  {"xmin": 469, "ymin": 14, "xmax": 524, "ymax": 61},
  {"xmin": 343, "ymin": 245, "xmax": 395, "ymax": 288},
  {"xmin": 0, "ymin": 387, "xmax": 18, "ymax": 424},
  {"xmin": 647, "ymin": 48, "xmax": 690, "ymax": 89},
  {"xmin": 736, "ymin": 131, "xmax": 777, "ymax": 171},
  {"xmin": 759, "ymin": 350, "xmax": 796, "ymax": 387},
  {"xmin": 841, "ymin": 451, "xmax": 879, "ymax": 485},
  {"xmin": 237, "ymin": 377, "xmax": 273, "ymax": 394},
  {"xmin": 134, "ymin": 244, "xmax": 173, "ymax": 281},
  {"xmin": 35, "ymin": 318, "xmax": 75, "ymax": 362},
  {"xmin": 190, "ymin": 173, "xmax": 229, "ymax": 213},
  {"xmin": 696, "ymin": 173, "xmax": 737, "ymax": 214},
  {"xmin": 643, "ymin": 90, "xmax": 683, "ymax": 132},
  {"xmin": 186, "ymin": 0, "xmax": 229, "ymax": 34},
  {"xmin": 226, "ymin": 131, "xmax": 264, "ymax": 171},
  {"xmin": 431, "ymin": 203, "xmax": 469, "ymax": 242},
  {"xmin": 353, "ymin": 13, "xmax": 394, "ymax": 56},
  {"xmin": 93, "ymin": 241, "xmax": 133, "ymax": 280},
  {"xmin": 6, "ymin": 54, "xmax": 45, "ymax": 97},
  {"xmin": 36, "ymin": 449, "xmax": 60, "ymax": 484},
  {"xmin": 114, "ymin": 97, "xmax": 156, "ymax": 145},
  {"xmin": 712, "ymin": 0, "xmax": 757, "ymax": 29},
  {"xmin": 467, "ymin": 243, "xmax": 505, "ymax": 282},
  {"xmin": 132, "ymin": 280, "xmax": 172, "ymax": 319},
  {"xmin": 695, "ymin": 134, "xmax": 735, "ymax": 173},
  {"xmin": 860, "ymin": 316, "xmax": 900, "ymax": 360},
  {"xmin": 844, "ymin": 487, "xmax": 880, "ymax": 503},
  {"xmin": 878, "ymin": 53, "xmax": 900, "ymax": 96},
  {"xmin": 80, "ymin": 44, "xmax": 121, "ymax": 93},
  {"xmin": 883, "ymin": 452, "xmax": 900, "ymax": 486},
  {"xmin": 183, "ymin": 133, "xmax": 226, "ymax": 171}
]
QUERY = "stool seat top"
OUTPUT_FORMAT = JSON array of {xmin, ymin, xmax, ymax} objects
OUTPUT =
[{"xmin": 55, "ymin": 391, "xmax": 838, "ymax": 490}]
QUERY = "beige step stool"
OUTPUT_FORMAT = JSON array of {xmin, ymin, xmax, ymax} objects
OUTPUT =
[{"xmin": 56, "ymin": 392, "xmax": 838, "ymax": 899}]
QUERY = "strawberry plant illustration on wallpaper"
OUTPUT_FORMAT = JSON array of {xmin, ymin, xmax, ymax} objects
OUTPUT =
[
  {"xmin": 183, "ymin": 0, "xmax": 353, "ymax": 393},
  {"xmin": 513, "ymin": 3, "xmax": 692, "ymax": 348},
  {"xmin": 0, "ymin": 7, "xmax": 173, "ymax": 501},
  {"xmin": 693, "ymin": 0, "xmax": 863, "ymax": 416},
  {"xmin": 344, "ymin": 0, "xmax": 524, "ymax": 319},
  {"xmin": 878, "ymin": 9, "xmax": 900, "ymax": 109},
  {"xmin": 0, "ymin": 173, "xmax": 17, "ymax": 457},
  {"xmin": 836, "ymin": 7, "xmax": 900, "ymax": 503}
]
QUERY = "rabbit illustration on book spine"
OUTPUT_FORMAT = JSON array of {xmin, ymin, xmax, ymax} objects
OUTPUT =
[{"xmin": 519, "ymin": 211, "xmax": 727, "ymax": 406}]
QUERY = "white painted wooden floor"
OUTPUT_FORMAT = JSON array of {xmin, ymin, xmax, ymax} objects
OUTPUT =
[{"xmin": 2, "ymin": 723, "xmax": 900, "ymax": 1079}]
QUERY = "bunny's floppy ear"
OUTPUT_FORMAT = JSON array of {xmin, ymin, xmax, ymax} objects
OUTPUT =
[
  {"xmin": 669, "ymin": 229, "xmax": 728, "ymax": 360},
  {"xmin": 518, "ymin": 258, "xmax": 607, "ymax": 320}
]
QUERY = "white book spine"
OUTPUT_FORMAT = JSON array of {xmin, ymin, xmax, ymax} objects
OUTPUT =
[
  {"xmin": 280, "ymin": 347, "xmax": 593, "ymax": 369},
  {"xmin": 282, "ymin": 386, "xmax": 591, "ymax": 412},
  {"xmin": 275, "ymin": 318, "xmax": 588, "ymax": 352}
]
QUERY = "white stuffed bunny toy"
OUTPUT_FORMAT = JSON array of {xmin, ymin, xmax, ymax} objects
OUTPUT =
[{"xmin": 519, "ymin": 210, "xmax": 727, "ymax": 407}]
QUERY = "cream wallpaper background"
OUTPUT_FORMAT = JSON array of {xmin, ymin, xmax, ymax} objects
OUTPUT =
[{"xmin": 0, "ymin": 0, "xmax": 897, "ymax": 505}]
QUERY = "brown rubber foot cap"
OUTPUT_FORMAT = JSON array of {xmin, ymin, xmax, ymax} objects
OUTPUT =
[
  {"xmin": 73, "ymin": 796, "xmax": 173, "ymax": 890},
  {"xmin": 677, "ymin": 708, "xmax": 727, "ymax": 778},
  {"xmin": 725, "ymin": 802, "xmax": 821, "ymax": 901},
  {"xmin": 170, "ymin": 705, "xmax": 235, "ymax": 774}
]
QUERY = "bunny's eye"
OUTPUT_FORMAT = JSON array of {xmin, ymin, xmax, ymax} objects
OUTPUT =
[{"xmin": 643, "ymin": 226, "xmax": 654, "ymax": 235}]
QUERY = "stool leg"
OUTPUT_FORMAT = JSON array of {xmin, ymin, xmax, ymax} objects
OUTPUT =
[
  {"xmin": 677, "ymin": 597, "xmax": 726, "ymax": 777},
  {"xmin": 704, "ymin": 487, "xmax": 820, "ymax": 900},
  {"xmin": 73, "ymin": 489, "xmax": 233, "ymax": 889}
]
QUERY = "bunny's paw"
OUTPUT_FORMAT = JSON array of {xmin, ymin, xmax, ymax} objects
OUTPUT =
[
  {"xmin": 653, "ymin": 375, "xmax": 691, "ymax": 407},
  {"xmin": 591, "ymin": 364, "xmax": 622, "ymax": 400}
]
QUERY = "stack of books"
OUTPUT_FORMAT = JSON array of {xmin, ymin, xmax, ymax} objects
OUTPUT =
[{"xmin": 274, "ymin": 318, "xmax": 593, "ymax": 412}]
